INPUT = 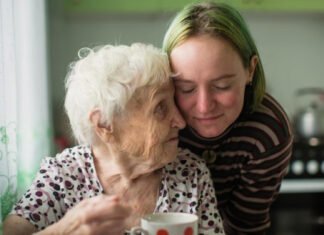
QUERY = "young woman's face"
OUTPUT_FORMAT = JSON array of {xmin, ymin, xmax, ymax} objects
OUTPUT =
[
  {"xmin": 170, "ymin": 35, "xmax": 255, "ymax": 138},
  {"xmin": 113, "ymin": 81, "xmax": 186, "ymax": 168}
]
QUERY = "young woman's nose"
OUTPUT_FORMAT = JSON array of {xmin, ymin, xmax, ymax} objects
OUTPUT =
[
  {"xmin": 171, "ymin": 105, "xmax": 186, "ymax": 129},
  {"xmin": 196, "ymin": 89, "xmax": 214, "ymax": 114}
]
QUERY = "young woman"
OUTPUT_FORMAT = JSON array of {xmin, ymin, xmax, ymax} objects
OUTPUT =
[{"xmin": 163, "ymin": 2, "xmax": 293, "ymax": 234}]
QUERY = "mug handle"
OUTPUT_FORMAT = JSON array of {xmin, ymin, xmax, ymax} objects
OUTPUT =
[{"xmin": 130, "ymin": 226, "xmax": 149, "ymax": 235}]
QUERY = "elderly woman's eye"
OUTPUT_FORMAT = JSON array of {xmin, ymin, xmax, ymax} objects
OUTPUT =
[{"xmin": 154, "ymin": 102, "xmax": 167, "ymax": 118}]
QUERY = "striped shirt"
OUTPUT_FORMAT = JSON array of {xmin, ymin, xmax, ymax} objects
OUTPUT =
[{"xmin": 178, "ymin": 93, "xmax": 293, "ymax": 235}]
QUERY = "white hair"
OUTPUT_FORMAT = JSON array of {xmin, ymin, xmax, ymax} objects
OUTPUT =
[{"xmin": 64, "ymin": 43, "xmax": 171, "ymax": 144}]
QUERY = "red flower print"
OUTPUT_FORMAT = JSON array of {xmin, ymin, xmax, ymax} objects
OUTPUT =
[
  {"xmin": 157, "ymin": 229, "xmax": 169, "ymax": 235},
  {"xmin": 184, "ymin": 227, "xmax": 193, "ymax": 235}
]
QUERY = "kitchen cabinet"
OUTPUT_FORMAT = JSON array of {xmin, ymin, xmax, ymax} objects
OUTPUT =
[{"xmin": 64, "ymin": 0, "xmax": 324, "ymax": 14}]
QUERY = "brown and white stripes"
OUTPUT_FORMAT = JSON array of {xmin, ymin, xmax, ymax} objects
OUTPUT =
[{"xmin": 178, "ymin": 93, "xmax": 293, "ymax": 234}]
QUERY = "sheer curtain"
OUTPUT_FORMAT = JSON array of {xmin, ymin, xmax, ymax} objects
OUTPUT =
[{"xmin": 0, "ymin": 0, "xmax": 53, "ymax": 226}]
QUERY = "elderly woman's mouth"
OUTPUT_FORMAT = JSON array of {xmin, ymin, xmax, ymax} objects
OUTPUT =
[{"xmin": 166, "ymin": 136, "xmax": 179, "ymax": 143}]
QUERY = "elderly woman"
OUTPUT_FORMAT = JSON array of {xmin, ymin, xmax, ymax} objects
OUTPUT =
[{"xmin": 3, "ymin": 43, "xmax": 225, "ymax": 235}]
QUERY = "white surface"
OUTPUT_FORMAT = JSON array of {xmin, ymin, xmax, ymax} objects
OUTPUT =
[{"xmin": 280, "ymin": 179, "xmax": 324, "ymax": 193}]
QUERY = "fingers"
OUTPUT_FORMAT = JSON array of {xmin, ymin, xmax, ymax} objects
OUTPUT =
[
  {"xmin": 80, "ymin": 195, "xmax": 131, "ymax": 223},
  {"xmin": 79, "ymin": 195, "xmax": 131, "ymax": 235},
  {"xmin": 43, "ymin": 194, "xmax": 131, "ymax": 235},
  {"xmin": 89, "ymin": 219, "xmax": 128, "ymax": 235}
]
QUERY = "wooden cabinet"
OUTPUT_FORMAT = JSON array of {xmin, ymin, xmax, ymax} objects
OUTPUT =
[{"xmin": 63, "ymin": 0, "xmax": 324, "ymax": 13}]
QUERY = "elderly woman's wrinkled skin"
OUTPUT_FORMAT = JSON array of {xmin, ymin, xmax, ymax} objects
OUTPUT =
[
  {"xmin": 113, "ymin": 82, "xmax": 183, "ymax": 166},
  {"xmin": 91, "ymin": 80, "xmax": 185, "ymax": 228}
]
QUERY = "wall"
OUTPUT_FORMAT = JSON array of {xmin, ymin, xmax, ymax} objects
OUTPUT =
[{"xmin": 47, "ymin": 1, "xmax": 324, "ymax": 140}]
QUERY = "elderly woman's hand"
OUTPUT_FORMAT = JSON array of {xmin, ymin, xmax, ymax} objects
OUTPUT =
[{"xmin": 37, "ymin": 195, "xmax": 131, "ymax": 235}]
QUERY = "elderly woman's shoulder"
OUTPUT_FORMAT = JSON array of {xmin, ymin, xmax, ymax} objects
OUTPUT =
[
  {"xmin": 177, "ymin": 148, "xmax": 203, "ymax": 161},
  {"xmin": 166, "ymin": 148, "xmax": 208, "ymax": 174},
  {"xmin": 40, "ymin": 145, "xmax": 93, "ymax": 170}
]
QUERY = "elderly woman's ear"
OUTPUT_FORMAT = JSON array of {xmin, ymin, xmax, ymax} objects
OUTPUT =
[{"xmin": 89, "ymin": 110, "xmax": 114, "ymax": 143}]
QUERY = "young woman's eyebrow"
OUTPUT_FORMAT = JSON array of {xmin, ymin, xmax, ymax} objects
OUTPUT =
[{"xmin": 172, "ymin": 73, "xmax": 236, "ymax": 82}]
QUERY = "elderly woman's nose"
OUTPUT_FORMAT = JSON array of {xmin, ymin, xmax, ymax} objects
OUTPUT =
[{"xmin": 172, "ymin": 106, "xmax": 186, "ymax": 129}]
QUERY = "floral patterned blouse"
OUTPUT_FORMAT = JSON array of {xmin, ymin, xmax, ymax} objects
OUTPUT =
[{"xmin": 10, "ymin": 145, "xmax": 225, "ymax": 235}]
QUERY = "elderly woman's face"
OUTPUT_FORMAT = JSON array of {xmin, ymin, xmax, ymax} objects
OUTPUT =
[{"xmin": 113, "ymin": 81, "xmax": 186, "ymax": 167}]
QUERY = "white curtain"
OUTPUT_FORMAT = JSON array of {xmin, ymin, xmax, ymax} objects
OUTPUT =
[{"xmin": 0, "ymin": 0, "xmax": 53, "ymax": 226}]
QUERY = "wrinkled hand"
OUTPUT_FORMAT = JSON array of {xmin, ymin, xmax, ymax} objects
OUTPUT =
[{"xmin": 38, "ymin": 195, "xmax": 131, "ymax": 235}]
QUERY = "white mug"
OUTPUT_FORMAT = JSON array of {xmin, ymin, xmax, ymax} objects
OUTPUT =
[{"xmin": 130, "ymin": 212, "xmax": 198, "ymax": 235}]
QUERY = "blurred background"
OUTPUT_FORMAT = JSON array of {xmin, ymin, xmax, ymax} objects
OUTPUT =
[{"xmin": 1, "ymin": 0, "xmax": 324, "ymax": 234}]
